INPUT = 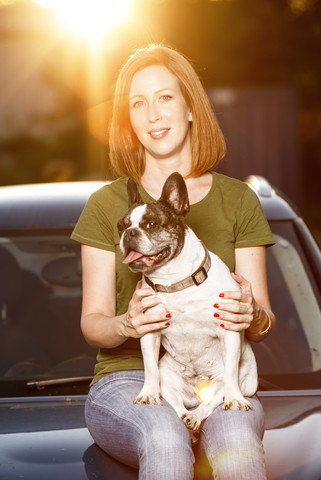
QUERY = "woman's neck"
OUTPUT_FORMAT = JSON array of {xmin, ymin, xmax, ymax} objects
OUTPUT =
[{"xmin": 141, "ymin": 167, "xmax": 213, "ymax": 205}]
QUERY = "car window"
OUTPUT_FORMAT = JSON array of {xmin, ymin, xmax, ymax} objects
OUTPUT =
[
  {"xmin": 253, "ymin": 220, "xmax": 321, "ymax": 390},
  {"xmin": 0, "ymin": 233, "xmax": 96, "ymax": 397},
  {"xmin": 1, "ymin": 220, "xmax": 321, "ymax": 397}
]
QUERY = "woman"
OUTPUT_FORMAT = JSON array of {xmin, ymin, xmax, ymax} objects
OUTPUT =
[{"xmin": 72, "ymin": 44, "xmax": 275, "ymax": 480}]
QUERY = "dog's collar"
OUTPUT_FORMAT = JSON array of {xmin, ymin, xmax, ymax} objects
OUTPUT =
[{"xmin": 144, "ymin": 242, "xmax": 211, "ymax": 293}]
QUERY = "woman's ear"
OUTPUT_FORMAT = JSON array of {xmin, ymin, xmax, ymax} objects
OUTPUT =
[{"xmin": 188, "ymin": 111, "xmax": 193, "ymax": 122}]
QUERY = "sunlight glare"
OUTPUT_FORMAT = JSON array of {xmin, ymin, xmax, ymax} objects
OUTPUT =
[
  {"xmin": 32, "ymin": 0, "xmax": 132, "ymax": 43},
  {"xmin": 196, "ymin": 380, "xmax": 215, "ymax": 403}
]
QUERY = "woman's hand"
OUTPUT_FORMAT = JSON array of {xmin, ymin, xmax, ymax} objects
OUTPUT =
[
  {"xmin": 121, "ymin": 281, "xmax": 172, "ymax": 339},
  {"xmin": 213, "ymin": 272, "xmax": 269, "ymax": 336},
  {"xmin": 81, "ymin": 246, "xmax": 171, "ymax": 349}
]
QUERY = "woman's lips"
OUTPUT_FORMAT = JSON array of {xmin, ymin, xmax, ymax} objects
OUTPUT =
[{"xmin": 149, "ymin": 128, "xmax": 169, "ymax": 139}]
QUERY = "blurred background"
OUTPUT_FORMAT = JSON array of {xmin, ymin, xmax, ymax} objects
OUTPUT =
[{"xmin": 0, "ymin": 0, "xmax": 320, "ymax": 242}]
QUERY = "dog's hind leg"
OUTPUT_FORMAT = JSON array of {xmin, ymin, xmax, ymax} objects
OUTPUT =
[
  {"xmin": 181, "ymin": 383, "xmax": 224, "ymax": 433},
  {"xmin": 158, "ymin": 356, "xmax": 196, "ymax": 421},
  {"xmin": 134, "ymin": 331, "xmax": 162, "ymax": 405}
]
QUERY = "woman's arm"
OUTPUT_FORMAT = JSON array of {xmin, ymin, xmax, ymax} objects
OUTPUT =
[
  {"xmin": 213, "ymin": 246, "xmax": 276, "ymax": 342},
  {"xmin": 80, "ymin": 244, "xmax": 171, "ymax": 349}
]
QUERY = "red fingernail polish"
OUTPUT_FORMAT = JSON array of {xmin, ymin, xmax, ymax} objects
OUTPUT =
[
  {"xmin": 220, "ymin": 324, "xmax": 225, "ymax": 328},
  {"xmin": 214, "ymin": 303, "xmax": 219, "ymax": 308},
  {"xmin": 219, "ymin": 293, "xmax": 224, "ymax": 298},
  {"xmin": 214, "ymin": 313, "xmax": 220, "ymax": 318},
  {"xmin": 166, "ymin": 313, "xmax": 171, "ymax": 318},
  {"xmin": 165, "ymin": 322, "xmax": 170, "ymax": 326}
]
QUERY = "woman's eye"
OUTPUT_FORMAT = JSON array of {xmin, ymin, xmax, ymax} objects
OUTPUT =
[
  {"xmin": 160, "ymin": 95, "xmax": 172, "ymax": 102},
  {"xmin": 146, "ymin": 222, "xmax": 158, "ymax": 230},
  {"xmin": 132, "ymin": 100, "xmax": 144, "ymax": 108}
]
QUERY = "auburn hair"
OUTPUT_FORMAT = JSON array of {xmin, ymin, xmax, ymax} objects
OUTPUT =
[{"xmin": 109, "ymin": 44, "xmax": 226, "ymax": 182}]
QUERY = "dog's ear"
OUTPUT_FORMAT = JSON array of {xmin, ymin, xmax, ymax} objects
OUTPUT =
[
  {"xmin": 160, "ymin": 172, "xmax": 190, "ymax": 216},
  {"xmin": 127, "ymin": 177, "xmax": 144, "ymax": 208}
]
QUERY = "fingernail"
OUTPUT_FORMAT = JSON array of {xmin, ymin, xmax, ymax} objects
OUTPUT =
[
  {"xmin": 214, "ymin": 303, "xmax": 219, "ymax": 308},
  {"xmin": 165, "ymin": 322, "xmax": 170, "ymax": 326},
  {"xmin": 219, "ymin": 293, "xmax": 224, "ymax": 298},
  {"xmin": 166, "ymin": 313, "xmax": 171, "ymax": 318},
  {"xmin": 214, "ymin": 313, "xmax": 220, "ymax": 318},
  {"xmin": 220, "ymin": 324, "xmax": 225, "ymax": 328}
]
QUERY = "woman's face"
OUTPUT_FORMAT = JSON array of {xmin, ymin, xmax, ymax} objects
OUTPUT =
[{"xmin": 129, "ymin": 65, "xmax": 192, "ymax": 163}]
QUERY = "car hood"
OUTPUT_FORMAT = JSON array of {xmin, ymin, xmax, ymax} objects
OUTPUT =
[
  {"xmin": 0, "ymin": 396, "xmax": 136, "ymax": 480},
  {"xmin": 260, "ymin": 391, "xmax": 321, "ymax": 479},
  {"xmin": 0, "ymin": 392, "xmax": 321, "ymax": 480}
]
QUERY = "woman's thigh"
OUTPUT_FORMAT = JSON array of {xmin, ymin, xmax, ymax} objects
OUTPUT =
[
  {"xmin": 199, "ymin": 396, "xmax": 266, "ymax": 480},
  {"xmin": 85, "ymin": 370, "xmax": 194, "ymax": 480}
]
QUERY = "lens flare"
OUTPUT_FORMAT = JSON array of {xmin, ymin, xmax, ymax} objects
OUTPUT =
[{"xmin": 196, "ymin": 380, "xmax": 215, "ymax": 403}]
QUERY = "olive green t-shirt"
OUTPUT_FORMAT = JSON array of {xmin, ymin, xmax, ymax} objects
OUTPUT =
[{"xmin": 71, "ymin": 172, "xmax": 275, "ymax": 384}]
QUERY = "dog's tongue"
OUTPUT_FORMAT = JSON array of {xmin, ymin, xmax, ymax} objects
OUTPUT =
[
  {"xmin": 123, "ymin": 250, "xmax": 156, "ymax": 267},
  {"xmin": 123, "ymin": 250, "xmax": 144, "ymax": 265}
]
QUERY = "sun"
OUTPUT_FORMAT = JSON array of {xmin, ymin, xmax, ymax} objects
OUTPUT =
[{"xmin": 32, "ymin": 0, "xmax": 133, "ymax": 44}]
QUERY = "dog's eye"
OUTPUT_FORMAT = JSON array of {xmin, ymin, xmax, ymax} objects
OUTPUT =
[{"xmin": 146, "ymin": 222, "xmax": 158, "ymax": 230}]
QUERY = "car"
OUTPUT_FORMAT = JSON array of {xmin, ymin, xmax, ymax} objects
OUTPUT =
[{"xmin": 0, "ymin": 175, "xmax": 321, "ymax": 480}]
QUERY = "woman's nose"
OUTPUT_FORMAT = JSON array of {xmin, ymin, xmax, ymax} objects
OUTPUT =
[{"xmin": 148, "ymin": 102, "xmax": 161, "ymax": 122}]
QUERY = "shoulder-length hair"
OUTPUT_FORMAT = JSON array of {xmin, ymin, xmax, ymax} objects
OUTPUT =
[{"xmin": 109, "ymin": 44, "xmax": 226, "ymax": 182}]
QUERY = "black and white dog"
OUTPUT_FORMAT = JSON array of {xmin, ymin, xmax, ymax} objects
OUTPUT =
[{"xmin": 117, "ymin": 172, "xmax": 258, "ymax": 435}]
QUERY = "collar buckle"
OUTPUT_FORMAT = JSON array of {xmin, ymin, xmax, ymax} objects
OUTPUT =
[{"xmin": 191, "ymin": 265, "xmax": 208, "ymax": 286}]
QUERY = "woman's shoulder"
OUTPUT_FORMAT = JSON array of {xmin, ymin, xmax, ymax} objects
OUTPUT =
[
  {"xmin": 213, "ymin": 172, "xmax": 249, "ymax": 193},
  {"xmin": 211, "ymin": 172, "xmax": 256, "ymax": 203},
  {"xmin": 88, "ymin": 176, "xmax": 130, "ymax": 207},
  {"xmin": 209, "ymin": 172, "xmax": 262, "ymax": 214}
]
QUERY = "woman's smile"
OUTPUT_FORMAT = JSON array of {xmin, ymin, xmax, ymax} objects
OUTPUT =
[{"xmin": 148, "ymin": 128, "xmax": 170, "ymax": 139}]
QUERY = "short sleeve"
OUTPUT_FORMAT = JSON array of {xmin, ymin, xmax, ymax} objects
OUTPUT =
[
  {"xmin": 71, "ymin": 190, "xmax": 116, "ymax": 252},
  {"xmin": 235, "ymin": 187, "xmax": 275, "ymax": 248}
]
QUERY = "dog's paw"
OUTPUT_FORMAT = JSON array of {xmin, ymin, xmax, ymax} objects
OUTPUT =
[
  {"xmin": 223, "ymin": 397, "xmax": 252, "ymax": 411},
  {"xmin": 134, "ymin": 395, "xmax": 162, "ymax": 406},
  {"xmin": 181, "ymin": 412, "xmax": 201, "ymax": 432},
  {"xmin": 187, "ymin": 428, "xmax": 200, "ymax": 444}
]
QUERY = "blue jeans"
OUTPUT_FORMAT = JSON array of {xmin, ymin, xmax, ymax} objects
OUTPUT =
[{"xmin": 85, "ymin": 370, "xmax": 266, "ymax": 480}]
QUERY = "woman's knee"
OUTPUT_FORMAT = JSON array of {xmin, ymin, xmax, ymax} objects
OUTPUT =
[
  {"xmin": 200, "ymin": 398, "xmax": 266, "ymax": 479},
  {"xmin": 85, "ymin": 380, "xmax": 194, "ymax": 479},
  {"xmin": 138, "ymin": 421, "xmax": 194, "ymax": 480}
]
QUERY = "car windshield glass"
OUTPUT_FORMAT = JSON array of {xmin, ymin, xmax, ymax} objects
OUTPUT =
[
  {"xmin": 1, "ymin": 221, "xmax": 321, "ymax": 397},
  {"xmin": 253, "ymin": 220, "xmax": 321, "ymax": 390},
  {"xmin": 0, "ymin": 234, "xmax": 95, "ymax": 397}
]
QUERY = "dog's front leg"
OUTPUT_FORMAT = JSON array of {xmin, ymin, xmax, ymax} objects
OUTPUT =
[
  {"xmin": 221, "ymin": 331, "xmax": 252, "ymax": 411},
  {"xmin": 134, "ymin": 331, "xmax": 162, "ymax": 406}
]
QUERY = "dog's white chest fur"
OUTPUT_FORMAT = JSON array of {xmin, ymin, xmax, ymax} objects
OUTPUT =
[{"xmin": 147, "ymin": 230, "xmax": 233, "ymax": 366}]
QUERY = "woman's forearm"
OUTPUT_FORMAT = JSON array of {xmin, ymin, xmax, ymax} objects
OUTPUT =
[{"xmin": 81, "ymin": 312, "xmax": 129, "ymax": 349}]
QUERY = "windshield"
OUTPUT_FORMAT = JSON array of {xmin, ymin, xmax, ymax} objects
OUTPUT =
[
  {"xmin": 0, "ymin": 234, "xmax": 95, "ymax": 397},
  {"xmin": 1, "ymin": 221, "xmax": 321, "ymax": 397},
  {"xmin": 252, "ymin": 220, "xmax": 321, "ymax": 390}
]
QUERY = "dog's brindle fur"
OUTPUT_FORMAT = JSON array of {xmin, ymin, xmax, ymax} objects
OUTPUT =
[{"xmin": 117, "ymin": 173, "xmax": 258, "ymax": 436}]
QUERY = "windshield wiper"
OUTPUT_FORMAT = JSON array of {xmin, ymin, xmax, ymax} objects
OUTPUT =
[{"xmin": 26, "ymin": 375, "xmax": 93, "ymax": 390}]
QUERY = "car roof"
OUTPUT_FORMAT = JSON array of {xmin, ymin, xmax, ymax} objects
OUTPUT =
[
  {"xmin": 0, "ymin": 176, "xmax": 297, "ymax": 231},
  {"xmin": 0, "ymin": 181, "xmax": 105, "ymax": 230}
]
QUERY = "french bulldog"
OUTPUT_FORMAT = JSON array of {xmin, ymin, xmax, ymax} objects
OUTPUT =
[{"xmin": 117, "ymin": 172, "xmax": 258, "ymax": 436}]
